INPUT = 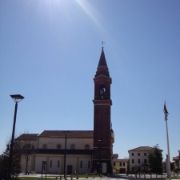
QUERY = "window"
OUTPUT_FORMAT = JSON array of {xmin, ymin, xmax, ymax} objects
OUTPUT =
[
  {"xmin": 23, "ymin": 144, "xmax": 33, "ymax": 150},
  {"xmin": 144, "ymin": 159, "xmax": 147, "ymax": 164},
  {"xmin": 138, "ymin": 159, "xmax": 141, "ymax": 164},
  {"xmin": 132, "ymin": 153, "xmax": 134, "ymax": 156},
  {"xmin": 70, "ymin": 144, "xmax": 75, "ymax": 150},
  {"xmin": 88, "ymin": 161, "xmax": 91, "ymax": 169},
  {"xmin": 50, "ymin": 160, "xmax": 52, "ymax": 168},
  {"xmin": 144, "ymin": 153, "xmax": 147, "ymax": 156},
  {"xmin": 42, "ymin": 144, "xmax": 47, "ymax": 149},
  {"xmin": 57, "ymin": 144, "xmax": 61, "ymax": 149},
  {"xmin": 123, "ymin": 162, "xmax": 125, "ymax": 166},
  {"xmin": 138, "ymin": 153, "xmax": 140, "ymax": 156},
  {"xmin": 42, "ymin": 161, "xmax": 47, "ymax": 171},
  {"xmin": 80, "ymin": 160, "xmax": 83, "ymax": 168},
  {"xmin": 85, "ymin": 144, "xmax": 90, "ymax": 150},
  {"xmin": 132, "ymin": 159, "xmax": 134, "ymax": 164},
  {"xmin": 57, "ymin": 160, "xmax": 60, "ymax": 168},
  {"xmin": 114, "ymin": 162, "xmax": 116, "ymax": 166},
  {"xmin": 119, "ymin": 162, "xmax": 122, "ymax": 166}
]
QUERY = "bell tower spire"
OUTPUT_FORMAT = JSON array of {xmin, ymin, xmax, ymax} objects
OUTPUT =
[
  {"xmin": 93, "ymin": 48, "xmax": 113, "ymax": 174},
  {"xmin": 95, "ymin": 47, "xmax": 110, "ymax": 77}
]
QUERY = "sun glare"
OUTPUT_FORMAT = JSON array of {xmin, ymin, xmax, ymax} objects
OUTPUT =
[
  {"xmin": 75, "ymin": 0, "xmax": 101, "ymax": 29},
  {"xmin": 37, "ymin": 0, "xmax": 104, "ymax": 35},
  {"xmin": 37, "ymin": 0, "xmax": 72, "ymax": 22},
  {"xmin": 38, "ymin": 0, "xmax": 101, "ymax": 27},
  {"xmin": 37, "ymin": 0, "xmax": 70, "ymax": 14},
  {"xmin": 41, "ymin": 0, "xmax": 67, "ymax": 7}
]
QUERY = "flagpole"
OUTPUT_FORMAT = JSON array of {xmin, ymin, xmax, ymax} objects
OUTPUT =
[
  {"xmin": 164, "ymin": 103, "xmax": 171, "ymax": 179},
  {"xmin": 165, "ymin": 118, "xmax": 171, "ymax": 179}
]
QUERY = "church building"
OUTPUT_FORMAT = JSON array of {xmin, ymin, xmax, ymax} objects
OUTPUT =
[{"xmin": 16, "ymin": 48, "xmax": 114, "ymax": 175}]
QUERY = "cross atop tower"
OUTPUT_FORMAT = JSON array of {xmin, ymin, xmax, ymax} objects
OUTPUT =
[{"xmin": 101, "ymin": 41, "xmax": 105, "ymax": 48}]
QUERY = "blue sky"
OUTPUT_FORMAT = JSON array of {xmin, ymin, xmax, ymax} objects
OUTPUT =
[{"xmin": 0, "ymin": 0, "xmax": 180, "ymax": 159}]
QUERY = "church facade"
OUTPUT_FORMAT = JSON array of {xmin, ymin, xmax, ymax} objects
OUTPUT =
[{"xmin": 16, "ymin": 48, "xmax": 114, "ymax": 175}]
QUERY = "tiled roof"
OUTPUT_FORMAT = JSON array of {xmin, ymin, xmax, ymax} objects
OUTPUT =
[
  {"xmin": 128, "ymin": 146, "xmax": 153, "ymax": 152},
  {"xmin": 173, "ymin": 156, "xmax": 180, "ymax": 161},
  {"xmin": 16, "ymin": 133, "xmax": 38, "ymax": 141},
  {"xmin": 39, "ymin": 130, "xmax": 93, "ymax": 138},
  {"xmin": 113, "ymin": 158, "xmax": 129, "ymax": 162}
]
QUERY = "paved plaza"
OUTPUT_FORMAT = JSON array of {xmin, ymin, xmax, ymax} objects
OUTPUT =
[{"xmin": 18, "ymin": 173, "xmax": 180, "ymax": 179}]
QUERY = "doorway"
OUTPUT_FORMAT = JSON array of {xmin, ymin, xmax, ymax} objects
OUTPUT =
[{"xmin": 67, "ymin": 165, "xmax": 73, "ymax": 174}]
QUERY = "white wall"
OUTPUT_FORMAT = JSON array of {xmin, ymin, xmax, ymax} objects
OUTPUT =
[
  {"xmin": 129, "ymin": 150, "xmax": 150, "ymax": 171},
  {"xmin": 38, "ymin": 137, "xmax": 93, "ymax": 150},
  {"xmin": 18, "ymin": 136, "xmax": 93, "ymax": 174},
  {"xmin": 34, "ymin": 154, "xmax": 91, "ymax": 174}
]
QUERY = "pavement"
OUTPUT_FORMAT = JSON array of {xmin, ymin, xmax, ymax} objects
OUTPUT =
[
  {"xmin": 18, "ymin": 174, "xmax": 127, "ymax": 179},
  {"xmin": 18, "ymin": 173, "xmax": 180, "ymax": 179}
]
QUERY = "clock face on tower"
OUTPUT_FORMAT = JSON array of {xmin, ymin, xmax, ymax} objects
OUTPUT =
[{"xmin": 99, "ymin": 86, "xmax": 106, "ymax": 99}]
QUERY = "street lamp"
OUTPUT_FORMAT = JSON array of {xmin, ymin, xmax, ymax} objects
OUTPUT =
[{"xmin": 8, "ymin": 94, "xmax": 24, "ymax": 179}]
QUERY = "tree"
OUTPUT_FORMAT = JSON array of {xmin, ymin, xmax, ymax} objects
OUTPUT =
[
  {"xmin": 12, "ymin": 141, "xmax": 21, "ymax": 176},
  {"xmin": 22, "ymin": 143, "xmax": 34, "ymax": 174},
  {"xmin": 0, "ymin": 142, "xmax": 21, "ymax": 179},
  {"xmin": 148, "ymin": 146, "xmax": 163, "ymax": 175},
  {"xmin": 0, "ymin": 152, "xmax": 9, "ymax": 179}
]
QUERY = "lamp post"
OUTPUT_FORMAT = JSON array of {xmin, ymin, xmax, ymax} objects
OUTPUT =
[
  {"xmin": 163, "ymin": 102, "xmax": 171, "ymax": 179},
  {"xmin": 8, "ymin": 94, "xmax": 24, "ymax": 180}
]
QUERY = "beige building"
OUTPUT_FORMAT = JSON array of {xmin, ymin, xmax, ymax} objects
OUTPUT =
[
  {"xmin": 128, "ymin": 146, "xmax": 154, "ymax": 172},
  {"xmin": 112, "ymin": 154, "xmax": 128, "ymax": 174},
  {"xmin": 173, "ymin": 150, "xmax": 180, "ymax": 171},
  {"xmin": 16, "ymin": 131, "xmax": 93, "ymax": 174}
]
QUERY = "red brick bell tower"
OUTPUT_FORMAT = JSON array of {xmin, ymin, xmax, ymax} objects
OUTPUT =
[{"xmin": 93, "ymin": 48, "xmax": 113, "ymax": 174}]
